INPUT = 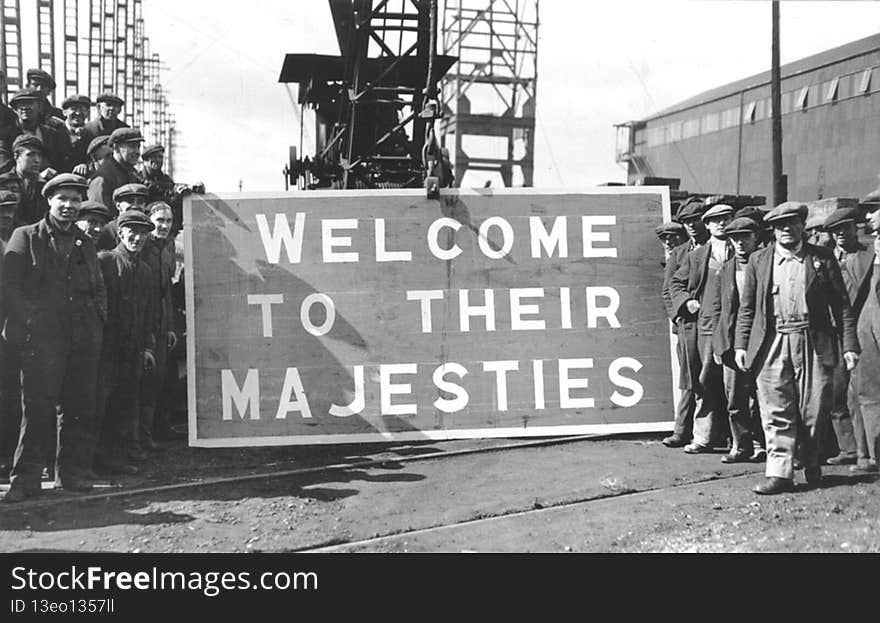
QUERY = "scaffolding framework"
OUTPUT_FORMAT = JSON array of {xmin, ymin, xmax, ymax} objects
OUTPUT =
[
  {"xmin": 36, "ymin": 0, "xmax": 55, "ymax": 101},
  {"xmin": 0, "ymin": 0, "xmax": 23, "ymax": 100},
  {"xmin": 439, "ymin": 0, "xmax": 539, "ymax": 187},
  {"xmin": 63, "ymin": 0, "xmax": 78, "ymax": 97}
]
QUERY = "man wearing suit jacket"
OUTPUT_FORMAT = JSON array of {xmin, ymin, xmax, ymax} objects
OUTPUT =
[
  {"xmin": 735, "ymin": 202, "xmax": 860, "ymax": 495},
  {"xmin": 670, "ymin": 203, "xmax": 734, "ymax": 454},
  {"xmin": 660, "ymin": 198, "xmax": 708, "ymax": 448},
  {"xmin": 818, "ymin": 208, "xmax": 875, "ymax": 465},
  {"xmin": 707, "ymin": 217, "xmax": 765, "ymax": 464},
  {"xmin": 850, "ymin": 208, "xmax": 880, "ymax": 474},
  {"xmin": 1, "ymin": 174, "xmax": 106, "ymax": 502}
]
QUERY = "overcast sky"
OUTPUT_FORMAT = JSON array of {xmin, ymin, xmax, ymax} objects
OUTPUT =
[{"xmin": 137, "ymin": 0, "xmax": 880, "ymax": 192}]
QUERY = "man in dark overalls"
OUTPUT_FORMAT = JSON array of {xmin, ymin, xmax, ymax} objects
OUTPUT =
[
  {"xmin": 2, "ymin": 173, "xmax": 105, "ymax": 502},
  {"xmin": 92, "ymin": 210, "xmax": 156, "ymax": 476}
]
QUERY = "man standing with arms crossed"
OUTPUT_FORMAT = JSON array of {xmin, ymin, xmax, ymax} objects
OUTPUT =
[{"xmin": 735, "ymin": 202, "xmax": 860, "ymax": 494}]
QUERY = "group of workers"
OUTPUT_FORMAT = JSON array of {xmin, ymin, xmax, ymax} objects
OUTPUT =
[
  {"xmin": 657, "ymin": 195, "xmax": 880, "ymax": 494},
  {"xmin": 0, "ymin": 68, "xmax": 197, "ymax": 503}
]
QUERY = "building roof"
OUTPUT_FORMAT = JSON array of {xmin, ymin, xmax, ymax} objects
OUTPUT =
[{"xmin": 640, "ymin": 33, "xmax": 880, "ymax": 124}]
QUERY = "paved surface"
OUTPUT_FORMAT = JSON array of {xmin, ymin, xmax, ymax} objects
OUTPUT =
[{"xmin": 0, "ymin": 435, "xmax": 877, "ymax": 552}]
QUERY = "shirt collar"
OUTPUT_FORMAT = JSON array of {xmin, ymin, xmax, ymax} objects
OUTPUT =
[{"xmin": 775, "ymin": 242, "xmax": 805, "ymax": 264}]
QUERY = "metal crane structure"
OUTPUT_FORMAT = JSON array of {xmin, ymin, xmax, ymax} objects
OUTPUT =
[
  {"xmin": 439, "ymin": 0, "xmax": 539, "ymax": 187},
  {"xmin": 280, "ymin": 0, "xmax": 457, "ymax": 190},
  {"xmin": 0, "ymin": 0, "xmax": 174, "ymax": 168}
]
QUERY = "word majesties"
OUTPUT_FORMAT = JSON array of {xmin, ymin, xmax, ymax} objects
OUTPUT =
[{"xmin": 185, "ymin": 189, "xmax": 674, "ymax": 446}]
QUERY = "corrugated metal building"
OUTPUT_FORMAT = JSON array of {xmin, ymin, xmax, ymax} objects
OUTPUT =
[{"xmin": 615, "ymin": 34, "xmax": 880, "ymax": 203}]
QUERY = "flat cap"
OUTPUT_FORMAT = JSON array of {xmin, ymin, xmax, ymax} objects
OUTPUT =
[
  {"xmin": 805, "ymin": 214, "xmax": 826, "ymax": 231},
  {"xmin": 735, "ymin": 206, "xmax": 767, "ymax": 222},
  {"xmin": 764, "ymin": 201, "xmax": 808, "ymax": 224},
  {"xmin": 117, "ymin": 209, "xmax": 155, "ymax": 231},
  {"xmin": 86, "ymin": 135, "xmax": 111, "ymax": 157},
  {"xmin": 0, "ymin": 190, "xmax": 19, "ymax": 206},
  {"xmin": 12, "ymin": 134, "xmax": 46, "ymax": 154},
  {"xmin": 26, "ymin": 68, "xmax": 56, "ymax": 89},
  {"xmin": 109, "ymin": 127, "xmax": 144, "ymax": 146},
  {"xmin": 655, "ymin": 221, "xmax": 686, "ymax": 237},
  {"xmin": 9, "ymin": 87, "xmax": 42, "ymax": 106},
  {"xmin": 41, "ymin": 173, "xmax": 88, "ymax": 198},
  {"xmin": 677, "ymin": 198, "xmax": 706, "ymax": 221},
  {"xmin": 61, "ymin": 94, "xmax": 92, "ymax": 109},
  {"xmin": 701, "ymin": 203, "xmax": 735, "ymax": 221},
  {"xmin": 77, "ymin": 200, "xmax": 112, "ymax": 222},
  {"xmin": 96, "ymin": 92, "xmax": 124, "ymax": 106},
  {"xmin": 823, "ymin": 207, "xmax": 861, "ymax": 230},
  {"xmin": 723, "ymin": 217, "xmax": 760, "ymax": 236},
  {"xmin": 113, "ymin": 183, "xmax": 149, "ymax": 202},
  {"xmin": 141, "ymin": 144, "xmax": 165, "ymax": 160}
]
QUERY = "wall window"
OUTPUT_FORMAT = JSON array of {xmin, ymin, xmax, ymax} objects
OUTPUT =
[
  {"xmin": 825, "ymin": 76, "xmax": 840, "ymax": 102},
  {"xmin": 795, "ymin": 86, "xmax": 809, "ymax": 110},
  {"xmin": 859, "ymin": 68, "xmax": 872, "ymax": 94},
  {"xmin": 743, "ymin": 101, "xmax": 756, "ymax": 123},
  {"xmin": 682, "ymin": 118, "xmax": 700, "ymax": 139},
  {"xmin": 780, "ymin": 91, "xmax": 793, "ymax": 114},
  {"xmin": 701, "ymin": 112, "xmax": 719, "ymax": 134},
  {"xmin": 755, "ymin": 98, "xmax": 767, "ymax": 121},
  {"xmin": 646, "ymin": 125, "xmax": 666, "ymax": 147},
  {"xmin": 837, "ymin": 74, "xmax": 852, "ymax": 100},
  {"xmin": 667, "ymin": 121, "xmax": 682, "ymax": 142},
  {"xmin": 721, "ymin": 107, "xmax": 739, "ymax": 129}
]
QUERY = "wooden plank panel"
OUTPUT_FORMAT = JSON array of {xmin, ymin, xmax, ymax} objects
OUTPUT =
[{"xmin": 185, "ymin": 188, "xmax": 674, "ymax": 446}]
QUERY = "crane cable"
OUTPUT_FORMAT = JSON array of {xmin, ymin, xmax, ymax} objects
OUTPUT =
[{"xmin": 421, "ymin": 0, "xmax": 441, "ymax": 175}]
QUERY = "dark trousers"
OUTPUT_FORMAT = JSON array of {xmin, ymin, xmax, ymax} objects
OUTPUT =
[
  {"xmin": 139, "ymin": 339, "xmax": 167, "ymax": 444},
  {"xmin": 722, "ymin": 361, "xmax": 762, "ymax": 453},
  {"xmin": 692, "ymin": 333, "xmax": 726, "ymax": 447},
  {"xmin": 10, "ymin": 329, "xmax": 101, "ymax": 488},
  {"xmin": 0, "ymin": 338, "xmax": 22, "ymax": 466},
  {"xmin": 823, "ymin": 355, "xmax": 857, "ymax": 457},
  {"xmin": 94, "ymin": 355, "xmax": 142, "ymax": 467}
]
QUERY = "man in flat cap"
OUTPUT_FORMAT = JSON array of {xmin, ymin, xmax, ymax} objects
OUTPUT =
[
  {"xmin": 670, "ymin": 203, "xmax": 735, "ymax": 454},
  {"xmin": 138, "ymin": 201, "xmax": 178, "ymax": 452},
  {"xmin": 92, "ymin": 210, "xmax": 156, "ymax": 476},
  {"xmin": 88, "ymin": 128, "xmax": 144, "ymax": 214},
  {"xmin": 60, "ymin": 95, "xmax": 95, "ymax": 175},
  {"xmin": 1, "ymin": 174, "xmax": 106, "ymax": 501},
  {"xmin": 84, "ymin": 93, "xmax": 129, "ymax": 138},
  {"xmin": 660, "ymin": 197, "xmax": 709, "ymax": 448},
  {"xmin": 735, "ymin": 201, "xmax": 860, "ymax": 494},
  {"xmin": 85, "ymin": 135, "xmax": 112, "ymax": 178},
  {"xmin": 0, "ymin": 190, "xmax": 21, "ymax": 480},
  {"xmin": 822, "ymin": 207, "xmax": 876, "ymax": 467},
  {"xmin": 137, "ymin": 144, "xmax": 191, "ymax": 234},
  {"xmin": 0, "ymin": 88, "xmax": 71, "ymax": 174},
  {"xmin": 0, "ymin": 135, "xmax": 49, "ymax": 228},
  {"xmin": 849, "ymin": 208, "xmax": 880, "ymax": 474},
  {"xmin": 96, "ymin": 182, "xmax": 149, "ymax": 251},
  {"xmin": 655, "ymin": 221, "xmax": 687, "ymax": 265},
  {"xmin": 25, "ymin": 68, "xmax": 66, "ymax": 127},
  {"xmin": 75, "ymin": 200, "xmax": 111, "ymax": 243},
  {"xmin": 706, "ymin": 217, "xmax": 765, "ymax": 464}
]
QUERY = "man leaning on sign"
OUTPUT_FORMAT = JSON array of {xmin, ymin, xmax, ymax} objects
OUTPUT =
[{"xmin": 734, "ymin": 201, "xmax": 860, "ymax": 495}]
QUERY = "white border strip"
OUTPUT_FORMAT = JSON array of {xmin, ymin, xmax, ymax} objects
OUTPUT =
[{"xmin": 184, "ymin": 195, "xmax": 198, "ymax": 444}]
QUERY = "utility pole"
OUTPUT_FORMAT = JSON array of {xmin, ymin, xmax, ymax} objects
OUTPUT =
[{"xmin": 771, "ymin": 1, "xmax": 786, "ymax": 205}]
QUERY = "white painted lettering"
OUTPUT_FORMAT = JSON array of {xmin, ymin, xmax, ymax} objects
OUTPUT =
[
  {"xmin": 609, "ymin": 357, "xmax": 644, "ymax": 407},
  {"xmin": 433, "ymin": 363, "xmax": 469, "ymax": 413},
  {"xmin": 276, "ymin": 367, "xmax": 312, "ymax": 419},
  {"xmin": 510, "ymin": 287, "xmax": 546, "ymax": 331},
  {"xmin": 375, "ymin": 218, "xmax": 412, "ymax": 262},
  {"xmin": 256, "ymin": 212, "xmax": 305, "ymax": 264},
  {"xmin": 459, "ymin": 289, "xmax": 496, "ymax": 332},
  {"xmin": 483, "ymin": 360, "xmax": 519, "ymax": 412},
  {"xmin": 329, "ymin": 365, "xmax": 366, "ymax": 417},
  {"xmin": 529, "ymin": 216, "xmax": 568, "ymax": 258},
  {"xmin": 322, "ymin": 218, "xmax": 359, "ymax": 263},
  {"xmin": 581, "ymin": 215, "xmax": 617, "ymax": 258},
  {"xmin": 406, "ymin": 289, "xmax": 444, "ymax": 333},
  {"xmin": 379, "ymin": 363, "xmax": 418, "ymax": 416},
  {"xmin": 478, "ymin": 216, "xmax": 514, "ymax": 259},
  {"xmin": 247, "ymin": 293, "xmax": 283, "ymax": 337},
  {"xmin": 300, "ymin": 293, "xmax": 336, "ymax": 336},
  {"xmin": 221, "ymin": 369, "xmax": 260, "ymax": 420},
  {"xmin": 559, "ymin": 358, "xmax": 595, "ymax": 409},
  {"xmin": 586, "ymin": 286, "xmax": 621, "ymax": 328},
  {"xmin": 427, "ymin": 217, "xmax": 462, "ymax": 260}
]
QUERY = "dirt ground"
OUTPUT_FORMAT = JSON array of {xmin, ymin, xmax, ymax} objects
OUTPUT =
[{"xmin": 0, "ymin": 434, "xmax": 878, "ymax": 553}]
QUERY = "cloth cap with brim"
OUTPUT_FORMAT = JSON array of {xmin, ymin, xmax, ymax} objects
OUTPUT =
[
  {"xmin": 117, "ymin": 209, "xmax": 155, "ymax": 231},
  {"xmin": 96, "ymin": 93, "xmax": 125, "ymax": 106},
  {"xmin": 109, "ymin": 128, "xmax": 144, "ymax": 146},
  {"xmin": 723, "ymin": 217, "xmax": 760, "ymax": 236},
  {"xmin": 805, "ymin": 215, "xmax": 826, "ymax": 231},
  {"xmin": 77, "ymin": 201, "xmax": 112, "ymax": 222},
  {"xmin": 0, "ymin": 190, "xmax": 19, "ymax": 207},
  {"xmin": 41, "ymin": 173, "xmax": 88, "ymax": 198},
  {"xmin": 12, "ymin": 134, "xmax": 45, "ymax": 154},
  {"xmin": 113, "ymin": 183, "xmax": 149, "ymax": 202},
  {"xmin": 86, "ymin": 135, "xmax": 111, "ymax": 157},
  {"xmin": 735, "ymin": 206, "xmax": 767, "ymax": 222},
  {"xmin": 61, "ymin": 94, "xmax": 92, "ymax": 109},
  {"xmin": 823, "ymin": 207, "xmax": 861, "ymax": 231},
  {"xmin": 655, "ymin": 221, "xmax": 686, "ymax": 237},
  {"xmin": 9, "ymin": 87, "xmax": 43, "ymax": 107},
  {"xmin": 764, "ymin": 201, "xmax": 808, "ymax": 224},
  {"xmin": 677, "ymin": 198, "xmax": 706, "ymax": 222},
  {"xmin": 26, "ymin": 68, "xmax": 56, "ymax": 90},
  {"xmin": 701, "ymin": 203, "xmax": 735, "ymax": 221},
  {"xmin": 141, "ymin": 144, "xmax": 165, "ymax": 160}
]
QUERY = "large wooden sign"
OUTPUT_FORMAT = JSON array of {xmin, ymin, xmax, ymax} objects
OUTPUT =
[{"xmin": 184, "ymin": 188, "xmax": 674, "ymax": 447}]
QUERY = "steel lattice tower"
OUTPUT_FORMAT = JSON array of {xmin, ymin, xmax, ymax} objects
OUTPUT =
[
  {"xmin": 36, "ymin": 0, "xmax": 55, "ymax": 101},
  {"xmin": 63, "ymin": 0, "xmax": 78, "ymax": 98},
  {"xmin": 439, "ymin": 0, "xmax": 539, "ymax": 187},
  {"xmin": 0, "ymin": 0, "xmax": 23, "ymax": 101}
]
